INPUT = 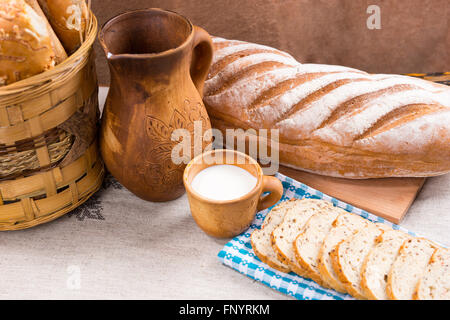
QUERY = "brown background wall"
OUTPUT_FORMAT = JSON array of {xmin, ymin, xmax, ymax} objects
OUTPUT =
[{"xmin": 92, "ymin": 0, "xmax": 449, "ymax": 86}]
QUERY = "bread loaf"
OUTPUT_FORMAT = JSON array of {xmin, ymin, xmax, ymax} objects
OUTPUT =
[
  {"xmin": 0, "ymin": 0, "xmax": 58, "ymax": 86},
  {"xmin": 25, "ymin": 0, "xmax": 67, "ymax": 63},
  {"xmin": 204, "ymin": 37, "xmax": 450, "ymax": 179},
  {"xmin": 37, "ymin": 0, "xmax": 89, "ymax": 54}
]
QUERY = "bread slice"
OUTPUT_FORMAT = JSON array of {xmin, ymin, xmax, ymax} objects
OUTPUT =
[
  {"xmin": 271, "ymin": 199, "xmax": 334, "ymax": 277},
  {"xmin": 386, "ymin": 238, "xmax": 437, "ymax": 300},
  {"xmin": 414, "ymin": 247, "xmax": 450, "ymax": 300},
  {"xmin": 331, "ymin": 223, "xmax": 389, "ymax": 299},
  {"xmin": 250, "ymin": 199, "xmax": 299, "ymax": 272},
  {"xmin": 293, "ymin": 208, "xmax": 342, "ymax": 287},
  {"xmin": 317, "ymin": 213, "xmax": 368, "ymax": 293},
  {"xmin": 360, "ymin": 229, "xmax": 410, "ymax": 300}
]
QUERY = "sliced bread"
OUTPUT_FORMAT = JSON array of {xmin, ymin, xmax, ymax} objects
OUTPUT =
[
  {"xmin": 360, "ymin": 229, "xmax": 410, "ymax": 300},
  {"xmin": 331, "ymin": 223, "xmax": 389, "ymax": 299},
  {"xmin": 386, "ymin": 238, "xmax": 437, "ymax": 300},
  {"xmin": 414, "ymin": 247, "xmax": 450, "ymax": 300},
  {"xmin": 271, "ymin": 199, "xmax": 334, "ymax": 277},
  {"xmin": 293, "ymin": 208, "xmax": 342, "ymax": 287},
  {"xmin": 250, "ymin": 199, "xmax": 298, "ymax": 272},
  {"xmin": 317, "ymin": 213, "xmax": 368, "ymax": 293}
]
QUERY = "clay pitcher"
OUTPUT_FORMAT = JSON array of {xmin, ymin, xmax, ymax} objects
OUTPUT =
[{"xmin": 98, "ymin": 9, "xmax": 213, "ymax": 202}]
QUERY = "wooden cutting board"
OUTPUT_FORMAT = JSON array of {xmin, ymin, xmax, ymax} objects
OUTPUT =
[{"xmin": 278, "ymin": 165, "xmax": 426, "ymax": 224}]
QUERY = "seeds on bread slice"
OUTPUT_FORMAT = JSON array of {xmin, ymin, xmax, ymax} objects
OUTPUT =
[
  {"xmin": 360, "ymin": 229, "xmax": 411, "ymax": 300},
  {"xmin": 414, "ymin": 247, "xmax": 450, "ymax": 300},
  {"xmin": 331, "ymin": 223, "xmax": 389, "ymax": 299},
  {"xmin": 293, "ymin": 208, "xmax": 342, "ymax": 287},
  {"xmin": 271, "ymin": 199, "xmax": 334, "ymax": 277},
  {"xmin": 386, "ymin": 238, "xmax": 437, "ymax": 300},
  {"xmin": 317, "ymin": 213, "xmax": 368, "ymax": 293},
  {"xmin": 250, "ymin": 199, "xmax": 299, "ymax": 272}
]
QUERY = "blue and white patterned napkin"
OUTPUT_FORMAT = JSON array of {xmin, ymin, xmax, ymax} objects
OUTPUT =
[{"xmin": 217, "ymin": 172, "xmax": 417, "ymax": 300}]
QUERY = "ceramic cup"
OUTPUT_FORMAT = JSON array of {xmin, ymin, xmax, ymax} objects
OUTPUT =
[{"xmin": 183, "ymin": 149, "xmax": 283, "ymax": 238}]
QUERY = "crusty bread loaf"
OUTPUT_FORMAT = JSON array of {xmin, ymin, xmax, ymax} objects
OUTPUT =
[
  {"xmin": 414, "ymin": 247, "xmax": 450, "ymax": 300},
  {"xmin": 331, "ymin": 223, "xmax": 389, "ymax": 299},
  {"xmin": 386, "ymin": 238, "xmax": 437, "ymax": 300},
  {"xmin": 317, "ymin": 213, "xmax": 368, "ymax": 293},
  {"xmin": 271, "ymin": 199, "xmax": 334, "ymax": 277},
  {"xmin": 293, "ymin": 208, "xmax": 341, "ymax": 286},
  {"xmin": 25, "ymin": 0, "xmax": 67, "ymax": 63},
  {"xmin": 250, "ymin": 199, "xmax": 298, "ymax": 272},
  {"xmin": 37, "ymin": 0, "xmax": 89, "ymax": 54},
  {"xmin": 360, "ymin": 229, "xmax": 410, "ymax": 300},
  {"xmin": 0, "ymin": 0, "xmax": 58, "ymax": 86},
  {"xmin": 203, "ymin": 37, "xmax": 450, "ymax": 179}
]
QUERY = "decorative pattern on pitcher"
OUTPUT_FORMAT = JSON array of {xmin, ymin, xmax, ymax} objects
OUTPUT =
[
  {"xmin": 140, "ymin": 100, "xmax": 210, "ymax": 191},
  {"xmin": 185, "ymin": 99, "xmax": 211, "ymax": 133}
]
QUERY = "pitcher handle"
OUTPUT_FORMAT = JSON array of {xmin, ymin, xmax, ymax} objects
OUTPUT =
[{"xmin": 190, "ymin": 26, "xmax": 214, "ymax": 98}]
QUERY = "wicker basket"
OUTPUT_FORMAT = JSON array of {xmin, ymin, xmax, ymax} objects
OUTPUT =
[{"xmin": 0, "ymin": 11, "xmax": 104, "ymax": 231}]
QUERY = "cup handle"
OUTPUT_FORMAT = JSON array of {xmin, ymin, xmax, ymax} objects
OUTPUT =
[
  {"xmin": 190, "ymin": 26, "xmax": 214, "ymax": 98},
  {"xmin": 257, "ymin": 176, "xmax": 283, "ymax": 212}
]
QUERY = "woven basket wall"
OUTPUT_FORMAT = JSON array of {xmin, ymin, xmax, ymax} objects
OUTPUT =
[{"xmin": 0, "ymin": 12, "xmax": 104, "ymax": 231}]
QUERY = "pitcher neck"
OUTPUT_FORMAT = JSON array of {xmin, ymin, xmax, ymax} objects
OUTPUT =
[{"xmin": 107, "ymin": 46, "xmax": 192, "ymax": 82}]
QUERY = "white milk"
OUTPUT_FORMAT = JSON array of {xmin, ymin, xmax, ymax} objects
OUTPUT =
[{"xmin": 191, "ymin": 165, "xmax": 258, "ymax": 201}]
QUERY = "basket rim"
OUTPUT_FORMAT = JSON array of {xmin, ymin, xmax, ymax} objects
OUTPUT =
[{"xmin": 0, "ymin": 10, "xmax": 98, "ymax": 95}]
